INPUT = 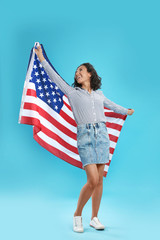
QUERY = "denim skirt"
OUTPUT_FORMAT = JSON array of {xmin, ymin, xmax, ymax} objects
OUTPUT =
[{"xmin": 77, "ymin": 122, "xmax": 110, "ymax": 168}]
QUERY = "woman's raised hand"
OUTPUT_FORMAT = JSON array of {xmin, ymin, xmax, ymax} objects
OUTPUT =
[
  {"xmin": 34, "ymin": 45, "xmax": 45, "ymax": 63},
  {"xmin": 127, "ymin": 109, "xmax": 135, "ymax": 115}
]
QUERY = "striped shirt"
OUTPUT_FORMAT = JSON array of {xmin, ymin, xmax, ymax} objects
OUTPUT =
[{"xmin": 41, "ymin": 59, "xmax": 128, "ymax": 125}]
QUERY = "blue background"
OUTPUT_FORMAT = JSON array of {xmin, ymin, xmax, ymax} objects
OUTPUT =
[{"xmin": 0, "ymin": 0, "xmax": 160, "ymax": 239}]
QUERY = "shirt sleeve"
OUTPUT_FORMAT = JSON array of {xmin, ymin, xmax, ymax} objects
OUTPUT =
[
  {"xmin": 97, "ymin": 90, "xmax": 128, "ymax": 115},
  {"xmin": 41, "ymin": 59, "xmax": 75, "ymax": 96}
]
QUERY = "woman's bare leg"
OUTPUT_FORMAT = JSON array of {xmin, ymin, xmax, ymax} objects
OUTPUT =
[
  {"xmin": 91, "ymin": 164, "xmax": 105, "ymax": 220},
  {"xmin": 74, "ymin": 164, "xmax": 99, "ymax": 216}
]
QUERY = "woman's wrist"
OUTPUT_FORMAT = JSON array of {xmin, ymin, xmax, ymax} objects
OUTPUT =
[{"xmin": 39, "ymin": 56, "xmax": 45, "ymax": 63}]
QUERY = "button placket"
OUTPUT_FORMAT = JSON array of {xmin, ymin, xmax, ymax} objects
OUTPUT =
[{"xmin": 91, "ymin": 94, "xmax": 96, "ymax": 121}]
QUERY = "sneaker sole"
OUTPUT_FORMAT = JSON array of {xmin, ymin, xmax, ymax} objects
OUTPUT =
[
  {"xmin": 73, "ymin": 229, "xmax": 84, "ymax": 233},
  {"xmin": 89, "ymin": 223, "xmax": 105, "ymax": 230}
]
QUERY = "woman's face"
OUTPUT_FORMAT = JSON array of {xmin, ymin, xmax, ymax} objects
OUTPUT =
[{"xmin": 75, "ymin": 65, "xmax": 91, "ymax": 85}]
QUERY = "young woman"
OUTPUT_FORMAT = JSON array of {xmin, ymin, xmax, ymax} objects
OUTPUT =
[{"xmin": 34, "ymin": 45, "xmax": 134, "ymax": 233}]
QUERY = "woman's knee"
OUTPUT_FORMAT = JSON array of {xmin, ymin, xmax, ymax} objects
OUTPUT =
[
  {"xmin": 84, "ymin": 164, "xmax": 99, "ymax": 188},
  {"xmin": 96, "ymin": 164, "xmax": 105, "ymax": 185},
  {"xmin": 88, "ymin": 176, "xmax": 99, "ymax": 189},
  {"xmin": 97, "ymin": 176, "xmax": 103, "ymax": 185}
]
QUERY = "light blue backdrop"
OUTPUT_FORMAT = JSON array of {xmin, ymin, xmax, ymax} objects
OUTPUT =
[{"xmin": 1, "ymin": 0, "xmax": 160, "ymax": 239}]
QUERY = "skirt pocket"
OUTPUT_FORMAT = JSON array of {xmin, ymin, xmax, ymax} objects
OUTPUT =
[
  {"xmin": 77, "ymin": 127, "xmax": 90, "ymax": 148},
  {"xmin": 98, "ymin": 124, "xmax": 109, "ymax": 144}
]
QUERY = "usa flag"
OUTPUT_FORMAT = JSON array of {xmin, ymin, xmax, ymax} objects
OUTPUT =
[{"xmin": 18, "ymin": 43, "xmax": 128, "ymax": 178}]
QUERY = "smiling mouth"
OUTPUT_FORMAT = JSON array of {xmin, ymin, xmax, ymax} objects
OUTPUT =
[{"xmin": 77, "ymin": 76, "xmax": 82, "ymax": 80}]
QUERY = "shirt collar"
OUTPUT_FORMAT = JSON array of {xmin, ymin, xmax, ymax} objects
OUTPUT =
[{"xmin": 75, "ymin": 87, "xmax": 94, "ymax": 94}]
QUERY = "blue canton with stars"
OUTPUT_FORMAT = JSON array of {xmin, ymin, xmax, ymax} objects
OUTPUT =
[{"xmin": 29, "ymin": 55, "xmax": 64, "ymax": 113}]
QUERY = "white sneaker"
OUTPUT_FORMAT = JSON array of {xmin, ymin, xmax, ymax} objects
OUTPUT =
[
  {"xmin": 73, "ymin": 216, "xmax": 84, "ymax": 233},
  {"xmin": 90, "ymin": 217, "xmax": 105, "ymax": 230}
]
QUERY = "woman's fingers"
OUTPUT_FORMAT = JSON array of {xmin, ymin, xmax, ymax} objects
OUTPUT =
[
  {"xmin": 34, "ymin": 45, "xmax": 44, "ymax": 62},
  {"xmin": 34, "ymin": 45, "xmax": 41, "ymax": 51},
  {"xmin": 34, "ymin": 45, "xmax": 41, "ymax": 55}
]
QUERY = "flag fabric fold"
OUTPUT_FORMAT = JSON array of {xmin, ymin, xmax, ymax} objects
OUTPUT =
[{"xmin": 18, "ymin": 43, "xmax": 128, "ymax": 178}]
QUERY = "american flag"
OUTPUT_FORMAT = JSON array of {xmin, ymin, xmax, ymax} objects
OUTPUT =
[{"xmin": 18, "ymin": 43, "xmax": 128, "ymax": 178}]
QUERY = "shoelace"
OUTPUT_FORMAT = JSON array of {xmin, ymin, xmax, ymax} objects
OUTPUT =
[{"xmin": 93, "ymin": 217, "xmax": 102, "ymax": 225}]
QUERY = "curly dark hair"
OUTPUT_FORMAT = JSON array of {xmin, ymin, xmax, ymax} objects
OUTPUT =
[{"xmin": 71, "ymin": 63, "xmax": 102, "ymax": 91}]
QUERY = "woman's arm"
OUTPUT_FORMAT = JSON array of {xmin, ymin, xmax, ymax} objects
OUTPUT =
[
  {"xmin": 41, "ymin": 59, "xmax": 75, "ymax": 96},
  {"xmin": 34, "ymin": 45, "xmax": 74, "ymax": 96},
  {"xmin": 97, "ymin": 90, "xmax": 128, "ymax": 115},
  {"xmin": 103, "ymin": 97, "xmax": 128, "ymax": 115}
]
